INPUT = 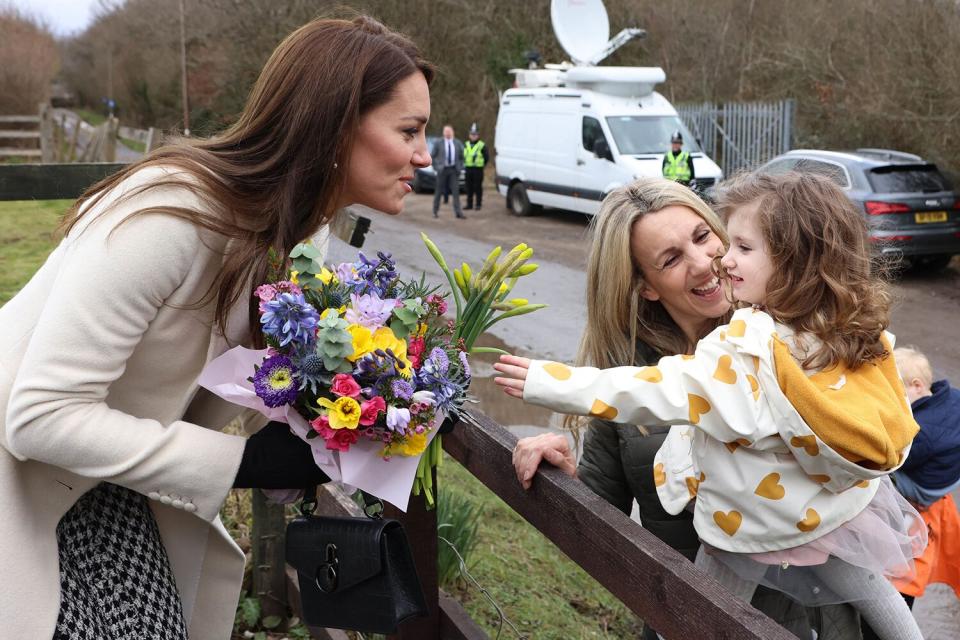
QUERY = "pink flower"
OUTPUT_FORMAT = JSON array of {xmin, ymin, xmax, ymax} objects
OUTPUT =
[
  {"xmin": 311, "ymin": 415, "xmax": 333, "ymax": 437},
  {"xmin": 359, "ymin": 396, "xmax": 386, "ymax": 426},
  {"xmin": 255, "ymin": 284, "xmax": 278, "ymax": 312},
  {"xmin": 427, "ymin": 294, "xmax": 448, "ymax": 315},
  {"xmin": 331, "ymin": 373, "xmax": 362, "ymax": 398},
  {"xmin": 408, "ymin": 336, "xmax": 426, "ymax": 369},
  {"xmin": 275, "ymin": 280, "xmax": 302, "ymax": 295},
  {"xmin": 326, "ymin": 428, "xmax": 360, "ymax": 452}
]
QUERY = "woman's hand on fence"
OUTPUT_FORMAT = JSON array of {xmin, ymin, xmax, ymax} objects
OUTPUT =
[
  {"xmin": 493, "ymin": 354, "xmax": 531, "ymax": 398},
  {"xmin": 512, "ymin": 432, "xmax": 577, "ymax": 490}
]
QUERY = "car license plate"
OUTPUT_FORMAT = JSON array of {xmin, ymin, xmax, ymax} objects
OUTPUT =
[{"xmin": 915, "ymin": 211, "xmax": 947, "ymax": 224}]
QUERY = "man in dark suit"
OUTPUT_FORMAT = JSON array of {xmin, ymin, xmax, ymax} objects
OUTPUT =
[{"xmin": 430, "ymin": 124, "xmax": 466, "ymax": 219}]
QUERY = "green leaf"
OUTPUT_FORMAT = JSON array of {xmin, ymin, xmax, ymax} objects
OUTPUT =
[
  {"xmin": 262, "ymin": 615, "xmax": 282, "ymax": 629},
  {"xmin": 254, "ymin": 632, "xmax": 267, "ymax": 640},
  {"xmin": 240, "ymin": 597, "xmax": 260, "ymax": 628},
  {"xmin": 389, "ymin": 317, "xmax": 411, "ymax": 339}
]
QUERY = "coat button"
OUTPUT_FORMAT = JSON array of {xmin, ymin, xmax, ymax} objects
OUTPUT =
[
  {"xmin": 160, "ymin": 495, "xmax": 172, "ymax": 505},
  {"xmin": 148, "ymin": 492, "xmax": 161, "ymax": 500},
  {"xmin": 172, "ymin": 499, "xmax": 184, "ymax": 509},
  {"xmin": 183, "ymin": 503, "xmax": 197, "ymax": 513}
]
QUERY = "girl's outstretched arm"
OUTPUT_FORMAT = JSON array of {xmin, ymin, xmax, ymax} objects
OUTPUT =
[
  {"xmin": 497, "ymin": 338, "xmax": 768, "ymax": 445},
  {"xmin": 493, "ymin": 354, "xmax": 532, "ymax": 398}
]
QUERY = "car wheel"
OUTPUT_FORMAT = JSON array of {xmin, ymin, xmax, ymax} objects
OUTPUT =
[{"xmin": 507, "ymin": 182, "xmax": 541, "ymax": 216}]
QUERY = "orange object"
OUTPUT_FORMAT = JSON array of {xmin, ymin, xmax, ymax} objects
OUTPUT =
[{"xmin": 893, "ymin": 494, "xmax": 960, "ymax": 598}]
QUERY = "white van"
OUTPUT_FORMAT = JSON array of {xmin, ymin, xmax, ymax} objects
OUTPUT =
[
  {"xmin": 494, "ymin": 0, "xmax": 723, "ymax": 216},
  {"xmin": 494, "ymin": 67, "xmax": 723, "ymax": 216}
]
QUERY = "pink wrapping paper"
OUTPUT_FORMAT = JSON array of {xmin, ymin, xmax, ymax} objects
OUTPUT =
[{"xmin": 198, "ymin": 345, "xmax": 436, "ymax": 511}]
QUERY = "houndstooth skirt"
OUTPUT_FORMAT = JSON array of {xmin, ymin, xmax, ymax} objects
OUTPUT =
[{"xmin": 53, "ymin": 482, "xmax": 188, "ymax": 640}]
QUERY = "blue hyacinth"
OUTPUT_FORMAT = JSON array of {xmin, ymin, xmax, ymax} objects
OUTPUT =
[{"xmin": 260, "ymin": 292, "xmax": 320, "ymax": 347}]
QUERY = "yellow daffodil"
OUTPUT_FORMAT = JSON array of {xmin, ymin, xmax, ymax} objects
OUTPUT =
[
  {"xmin": 317, "ymin": 396, "xmax": 361, "ymax": 429},
  {"xmin": 392, "ymin": 432, "xmax": 428, "ymax": 456},
  {"xmin": 346, "ymin": 324, "xmax": 373, "ymax": 361},
  {"xmin": 508, "ymin": 298, "xmax": 529, "ymax": 307},
  {"xmin": 319, "ymin": 267, "xmax": 336, "ymax": 285},
  {"xmin": 290, "ymin": 270, "xmax": 300, "ymax": 285}
]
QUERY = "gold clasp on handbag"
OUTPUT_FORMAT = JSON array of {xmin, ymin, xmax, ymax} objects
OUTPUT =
[{"xmin": 315, "ymin": 542, "xmax": 339, "ymax": 593}]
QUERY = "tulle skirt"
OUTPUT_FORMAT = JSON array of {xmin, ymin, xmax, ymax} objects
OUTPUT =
[{"xmin": 705, "ymin": 477, "xmax": 928, "ymax": 605}]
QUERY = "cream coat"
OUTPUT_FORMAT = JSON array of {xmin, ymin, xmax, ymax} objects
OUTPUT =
[
  {"xmin": 1, "ymin": 167, "xmax": 326, "ymax": 639},
  {"xmin": 524, "ymin": 308, "xmax": 912, "ymax": 554}
]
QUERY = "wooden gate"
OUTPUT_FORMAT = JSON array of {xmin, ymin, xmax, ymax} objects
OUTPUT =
[{"xmin": 678, "ymin": 100, "xmax": 795, "ymax": 176}]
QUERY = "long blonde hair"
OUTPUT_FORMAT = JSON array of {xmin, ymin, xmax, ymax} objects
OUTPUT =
[{"xmin": 564, "ymin": 178, "xmax": 730, "ymax": 435}]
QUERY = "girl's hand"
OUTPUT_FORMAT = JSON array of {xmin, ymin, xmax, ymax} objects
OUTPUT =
[
  {"xmin": 512, "ymin": 432, "xmax": 577, "ymax": 489},
  {"xmin": 493, "ymin": 354, "xmax": 531, "ymax": 398}
]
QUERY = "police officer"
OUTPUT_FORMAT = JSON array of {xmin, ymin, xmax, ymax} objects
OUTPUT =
[
  {"xmin": 662, "ymin": 130, "xmax": 695, "ymax": 187},
  {"xmin": 463, "ymin": 122, "xmax": 490, "ymax": 210}
]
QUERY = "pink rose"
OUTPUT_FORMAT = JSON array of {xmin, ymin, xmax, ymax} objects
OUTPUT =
[
  {"xmin": 310, "ymin": 415, "xmax": 333, "ymax": 437},
  {"xmin": 255, "ymin": 284, "xmax": 278, "ymax": 312},
  {"xmin": 331, "ymin": 373, "xmax": 362, "ymax": 398},
  {"xmin": 326, "ymin": 428, "xmax": 360, "ymax": 452},
  {"xmin": 359, "ymin": 396, "xmax": 386, "ymax": 426}
]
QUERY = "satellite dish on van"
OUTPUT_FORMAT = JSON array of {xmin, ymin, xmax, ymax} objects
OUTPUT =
[
  {"xmin": 551, "ymin": 0, "xmax": 610, "ymax": 66},
  {"xmin": 551, "ymin": 0, "xmax": 645, "ymax": 66}
]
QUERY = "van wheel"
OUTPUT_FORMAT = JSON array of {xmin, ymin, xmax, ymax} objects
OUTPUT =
[
  {"xmin": 915, "ymin": 254, "xmax": 954, "ymax": 272},
  {"xmin": 507, "ymin": 182, "xmax": 541, "ymax": 216}
]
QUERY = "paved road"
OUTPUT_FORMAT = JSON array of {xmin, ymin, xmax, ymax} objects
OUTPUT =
[{"xmin": 329, "ymin": 187, "xmax": 960, "ymax": 638}]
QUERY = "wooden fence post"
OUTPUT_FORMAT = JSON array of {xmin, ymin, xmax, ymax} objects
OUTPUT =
[
  {"xmin": 39, "ymin": 103, "xmax": 54, "ymax": 163},
  {"xmin": 103, "ymin": 117, "xmax": 118, "ymax": 162},
  {"xmin": 251, "ymin": 490, "xmax": 289, "ymax": 619},
  {"xmin": 385, "ymin": 468, "xmax": 440, "ymax": 640}
]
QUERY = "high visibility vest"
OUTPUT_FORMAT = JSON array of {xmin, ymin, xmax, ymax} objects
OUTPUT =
[
  {"xmin": 663, "ymin": 151, "xmax": 692, "ymax": 182},
  {"xmin": 464, "ymin": 140, "xmax": 486, "ymax": 168}
]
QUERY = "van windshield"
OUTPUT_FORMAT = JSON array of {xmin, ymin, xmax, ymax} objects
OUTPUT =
[{"xmin": 605, "ymin": 116, "xmax": 702, "ymax": 155}]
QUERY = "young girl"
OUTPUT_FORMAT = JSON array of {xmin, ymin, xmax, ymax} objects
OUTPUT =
[{"xmin": 494, "ymin": 171, "xmax": 927, "ymax": 639}]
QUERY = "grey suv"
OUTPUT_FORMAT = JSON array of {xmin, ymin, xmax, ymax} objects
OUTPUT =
[{"xmin": 760, "ymin": 149, "xmax": 960, "ymax": 271}]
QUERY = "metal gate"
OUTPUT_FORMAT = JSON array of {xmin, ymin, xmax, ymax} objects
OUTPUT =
[{"xmin": 677, "ymin": 99, "xmax": 795, "ymax": 177}]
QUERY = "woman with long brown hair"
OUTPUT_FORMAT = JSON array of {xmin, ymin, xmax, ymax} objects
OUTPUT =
[{"xmin": 0, "ymin": 15, "xmax": 433, "ymax": 639}]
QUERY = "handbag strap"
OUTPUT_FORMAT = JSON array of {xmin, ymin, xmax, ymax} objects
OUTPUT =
[{"xmin": 299, "ymin": 485, "xmax": 384, "ymax": 520}]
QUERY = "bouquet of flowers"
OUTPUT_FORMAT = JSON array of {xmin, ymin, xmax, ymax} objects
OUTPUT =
[{"xmin": 199, "ymin": 237, "xmax": 543, "ymax": 510}]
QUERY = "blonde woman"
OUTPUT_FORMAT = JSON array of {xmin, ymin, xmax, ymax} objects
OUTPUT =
[{"xmin": 511, "ymin": 178, "xmax": 862, "ymax": 639}]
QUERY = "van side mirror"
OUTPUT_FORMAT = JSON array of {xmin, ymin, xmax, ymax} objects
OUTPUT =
[{"xmin": 593, "ymin": 138, "xmax": 613, "ymax": 162}]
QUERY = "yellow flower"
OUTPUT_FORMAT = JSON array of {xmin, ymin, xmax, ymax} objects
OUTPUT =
[
  {"xmin": 498, "ymin": 282, "xmax": 509, "ymax": 297},
  {"xmin": 346, "ymin": 324, "xmax": 373, "ymax": 362},
  {"xmin": 508, "ymin": 298, "xmax": 529, "ymax": 307},
  {"xmin": 317, "ymin": 396, "xmax": 362, "ymax": 429},
  {"xmin": 371, "ymin": 327, "xmax": 413, "ymax": 378},
  {"xmin": 319, "ymin": 267, "xmax": 336, "ymax": 285},
  {"xmin": 392, "ymin": 432, "xmax": 428, "ymax": 456},
  {"xmin": 290, "ymin": 270, "xmax": 300, "ymax": 285},
  {"xmin": 321, "ymin": 306, "xmax": 347, "ymax": 320}
]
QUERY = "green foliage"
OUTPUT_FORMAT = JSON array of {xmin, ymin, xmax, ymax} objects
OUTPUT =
[
  {"xmin": 314, "ymin": 311, "xmax": 354, "ymax": 371},
  {"xmin": 437, "ymin": 487, "xmax": 483, "ymax": 588}
]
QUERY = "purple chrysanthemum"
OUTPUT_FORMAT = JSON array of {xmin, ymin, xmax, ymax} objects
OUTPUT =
[
  {"xmin": 260, "ymin": 292, "xmax": 319, "ymax": 347},
  {"xmin": 253, "ymin": 355, "xmax": 298, "ymax": 407}
]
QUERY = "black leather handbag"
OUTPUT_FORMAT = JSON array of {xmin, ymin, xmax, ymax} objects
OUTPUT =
[{"xmin": 285, "ymin": 487, "xmax": 429, "ymax": 634}]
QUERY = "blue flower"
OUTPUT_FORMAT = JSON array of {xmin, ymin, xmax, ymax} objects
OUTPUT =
[
  {"xmin": 253, "ymin": 355, "xmax": 299, "ymax": 407},
  {"xmin": 260, "ymin": 292, "xmax": 320, "ymax": 347},
  {"xmin": 391, "ymin": 378, "xmax": 414, "ymax": 401}
]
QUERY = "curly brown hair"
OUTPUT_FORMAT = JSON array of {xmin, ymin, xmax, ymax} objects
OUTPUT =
[{"xmin": 714, "ymin": 171, "xmax": 891, "ymax": 370}]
